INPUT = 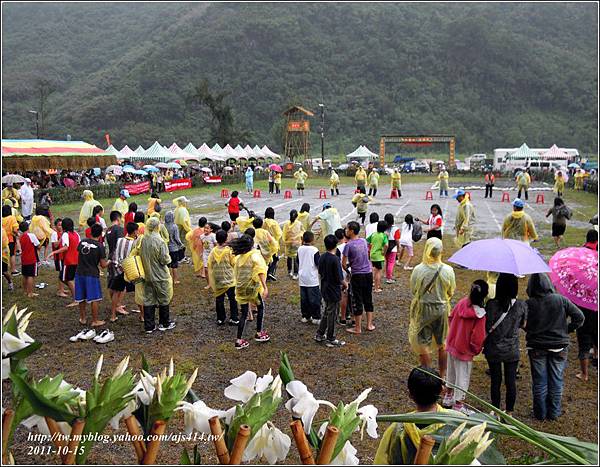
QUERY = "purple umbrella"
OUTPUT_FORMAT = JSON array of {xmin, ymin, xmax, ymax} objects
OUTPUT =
[{"xmin": 447, "ymin": 238, "xmax": 551, "ymax": 275}]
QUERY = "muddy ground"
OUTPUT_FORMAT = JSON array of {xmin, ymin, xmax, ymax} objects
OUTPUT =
[{"xmin": 2, "ymin": 181, "xmax": 597, "ymax": 465}]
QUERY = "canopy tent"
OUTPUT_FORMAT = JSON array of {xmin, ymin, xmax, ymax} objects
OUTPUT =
[
  {"xmin": 252, "ymin": 145, "xmax": 266, "ymax": 159},
  {"xmin": 505, "ymin": 143, "xmax": 538, "ymax": 161},
  {"xmin": 131, "ymin": 141, "xmax": 171, "ymax": 162},
  {"xmin": 105, "ymin": 145, "xmax": 120, "ymax": 156},
  {"xmin": 134, "ymin": 145, "xmax": 146, "ymax": 155},
  {"xmin": 345, "ymin": 145, "xmax": 379, "ymax": 162},
  {"xmin": 197, "ymin": 143, "xmax": 223, "ymax": 161},
  {"xmin": 1, "ymin": 139, "xmax": 116, "ymax": 171},
  {"xmin": 223, "ymin": 144, "xmax": 239, "ymax": 161},
  {"xmin": 117, "ymin": 145, "xmax": 136, "ymax": 160},
  {"xmin": 167, "ymin": 143, "xmax": 199, "ymax": 162},
  {"xmin": 234, "ymin": 145, "xmax": 249, "ymax": 160},
  {"xmin": 261, "ymin": 145, "xmax": 281, "ymax": 160},
  {"xmin": 211, "ymin": 144, "xmax": 226, "ymax": 159},
  {"xmin": 540, "ymin": 144, "xmax": 571, "ymax": 161}
]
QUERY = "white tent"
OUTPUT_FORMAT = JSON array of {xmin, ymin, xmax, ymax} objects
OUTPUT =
[
  {"xmin": 345, "ymin": 145, "xmax": 378, "ymax": 162},
  {"xmin": 134, "ymin": 145, "xmax": 146, "ymax": 155},
  {"xmin": 261, "ymin": 145, "xmax": 281, "ymax": 160},
  {"xmin": 168, "ymin": 143, "xmax": 199, "ymax": 161},
  {"xmin": 197, "ymin": 143, "xmax": 224, "ymax": 161},
  {"xmin": 223, "ymin": 144, "xmax": 239, "ymax": 160},
  {"xmin": 234, "ymin": 144, "xmax": 249, "ymax": 160},
  {"xmin": 132, "ymin": 141, "xmax": 171, "ymax": 162}
]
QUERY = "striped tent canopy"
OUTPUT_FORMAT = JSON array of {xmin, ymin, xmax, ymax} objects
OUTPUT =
[
  {"xmin": 132, "ymin": 141, "xmax": 171, "ymax": 162},
  {"xmin": 506, "ymin": 143, "xmax": 538, "ymax": 160},
  {"xmin": 223, "ymin": 144, "xmax": 239, "ymax": 161},
  {"xmin": 134, "ymin": 145, "xmax": 146, "ymax": 155},
  {"xmin": 234, "ymin": 145, "xmax": 249, "ymax": 160},
  {"xmin": 198, "ymin": 143, "xmax": 224, "ymax": 161},
  {"xmin": 261, "ymin": 145, "xmax": 282, "ymax": 160},
  {"xmin": 1, "ymin": 139, "xmax": 116, "ymax": 171},
  {"xmin": 540, "ymin": 144, "xmax": 571, "ymax": 161},
  {"xmin": 167, "ymin": 143, "xmax": 199, "ymax": 162},
  {"xmin": 183, "ymin": 143, "xmax": 200, "ymax": 156},
  {"xmin": 211, "ymin": 144, "xmax": 226, "ymax": 158},
  {"xmin": 253, "ymin": 145, "xmax": 267, "ymax": 159},
  {"xmin": 118, "ymin": 145, "xmax": 136, "ymax": 160},
  {"xmin": 105, "ymin": 145, "xmax": 120, "ymax": 156}
]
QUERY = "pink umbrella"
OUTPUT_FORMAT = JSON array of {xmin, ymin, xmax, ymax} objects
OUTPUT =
[
  {"xmin": 63, "ymin": 178, "xmax": 76, "ymax": 188},
  {"xmin": 549, "ymin": 247, "xmax": 598, "ymax": 311},
  {"xmin": 269, "ymin": 164, "xmax": 283, "ymax": 173}
]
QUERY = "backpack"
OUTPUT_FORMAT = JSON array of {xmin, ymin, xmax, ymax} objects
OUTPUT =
[
  {"xmin": 154, "ymin": 202, "xmax": 162, "ymax": 213},
  {"xmin": 412, "ymin": 222, "xmax": 423, "ymax": 242}
]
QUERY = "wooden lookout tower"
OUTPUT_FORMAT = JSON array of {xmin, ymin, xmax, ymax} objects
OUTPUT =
[{"xmin": 283, "ymin": 105, "xmax": 314, "ymax": 161}]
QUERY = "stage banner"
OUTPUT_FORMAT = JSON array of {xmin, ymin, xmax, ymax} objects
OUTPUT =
[
  {"xmin": 124, "ymin": 181, "xmax": 150, "ymax": 195},
  {"xmin": 164, "ymin": 178, "xmax": 192, "ymax": 192}
]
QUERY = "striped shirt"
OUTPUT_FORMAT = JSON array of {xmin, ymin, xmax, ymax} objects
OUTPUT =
[{"xmin": 114, "ymin": 236, "xmax": 135, "ymax": 273}]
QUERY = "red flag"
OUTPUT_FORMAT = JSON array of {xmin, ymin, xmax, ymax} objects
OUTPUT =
[{"xmin": 105, "ymin": 133, "xmax": 111, "ymax": 146}]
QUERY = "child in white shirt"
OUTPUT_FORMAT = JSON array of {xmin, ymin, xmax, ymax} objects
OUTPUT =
[
  {"xmin": 297, "ymin": 231, "xmax": 321, "ymax": 324},
  {"xmin": 397, "ymin": 214, "xmax": 415, "ymax": 270}
]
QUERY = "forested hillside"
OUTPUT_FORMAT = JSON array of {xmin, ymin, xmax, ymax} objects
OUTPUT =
[{"xmin": 2, "ymin": 2, "xmax": 598, "ymax": 155}]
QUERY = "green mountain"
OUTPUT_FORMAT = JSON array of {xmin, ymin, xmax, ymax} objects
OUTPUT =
[{"xmin": 2, "ymin": 2, "xmax": 598, "ymax": 156}]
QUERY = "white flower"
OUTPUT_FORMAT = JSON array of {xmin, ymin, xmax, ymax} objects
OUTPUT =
[
  {"xmin": 224, "ymin": 369, "xmax": 274, "ymax": 403},
  {"xmin": 94, "ymin": 354, "xmax": 104, "ymax": 380},
  {"xmin": 357, "ymin": 404, "xmax": 378, "ymax": 439},
  {"xmin": 285, "ymin": 381, "xmax": 322, "ymax": 434},
  {"xmin": 330, "ymin": 441, "xmax": 359, "ymax": 465},
  {"xmin": 112, "ymin": 356, "xmax": 130, "ymax": 379},
  {"xmin": 1, "ymin": 332, "xmax": 32, "ymax": 356},
  {"xmin": 135, "ymin": 370, "xmax": 157, "ymax": 405},
  {"xmin": 1, "ymin": 358, "xmax": 10, "ymax": 380},
  {"xmin": 350, "ymin": 387, "xmax": 372, "ymax": 408},
  {"xmin": 224, "ymin": 406, "xmax": 237, "ymax": 425},
  {"xmin": 470, "ymin": 460, "xmax": 482, "ymax": 466},
  {"xmin": 242, "ymin": 423, "xmax": 291, "ymax": 464},
  {"xmin": 109, "ymin": 398, "xmax": 138, "ymax": 430},
  {"xmin": 176, "ymin": 400, "xmax": 226, "ymax": 435}
]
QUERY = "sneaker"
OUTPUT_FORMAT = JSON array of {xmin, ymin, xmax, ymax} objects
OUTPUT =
[
  {"xmin": 337, "ymin": 318, "xmax": 347, "ymax": 325},
  {"xmin": 267, "ymin": 273, "xmax": 277, "ymax": 282},
  {"xmin": 11, "ymin": 271, "xmax": 20, "ymax": 276},
  {"xmin": 8, "ymin": 283, "xmax": 14, "ymax": 291},
  {"xmin": 311, "ymin": 318, "xmax": 321, "ymax": 325},
  {"xmin": 70, "ymin": 329, "xmax": 96, "ymax": 342},
  {"xmin": 325, "ymin": 339, "xmax": 346, "ymax": 348},
  {"xmin": 300, "ymin": 317, "xmax": 309, "ymax": 323},
  {"xmin": 385, "ymin": 279, "xmax": 396, "ymax": 284},
  {"xmin": 255, "ymin": 331, "xmax": 270, "ymax": 342},
  {"xmin": 93, "ymin": 329, "xmax": 110, "ymax": 342},
  {"xmin": 292, "ymin": 274, "xmax": 298, "ymax": 280},
  {"xmin": 403, "ymin": 266, "xmax": 413, "ymax": 270},
  {"xmin": 94, "ymin": 330, "xmax": 115, "ymax": 344},
  {"xmin": 145, "ymin": 326, "xmax": 158, "ymax": 334},
  {"xmin": 453, "ymin": 403, "xmax": 475, "ymax": 416},
  {"xmin": 235, "ymin": 339, "xmax": 249, "ymax": 350},
  {"xmin": 158, "ymin": 321, "xmax": 176, "ymax": 331},
  {"xmin": 217, "ymin": 320, "xmax": 225, "ymax": 325},
  {"xmin": 314, "ymin": 334, "xmax": 326, "ymax": 343},
  {"xmin": 228, "ymin": 319, "xmax": 240, "ymax": 326},
  {"xmin": 288, "ymin": 272, "xmax": 293, "ymax": 278}
]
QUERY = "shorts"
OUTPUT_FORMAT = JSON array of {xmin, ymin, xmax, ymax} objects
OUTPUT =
[
  {"xmin": 577, "ymin": 307, "xmax": 598, "ymax": 359},
  {"xmin": 229, "ymin": 212, "xmax": 240, "ymax": 222},
  {"xmin": 8, "ymin": 242, "xmax": 15, "ymax": 256},
  {"xmin": 169, "ymin": 250, "xmax": 180, "ymax": 268},
  {"xmin": 350, "ymin": 272, "xmax": 373, "ymax": 316},
  {"xmin": 61, "ymin": 264, "xmax": 77, "ymax": 283},
  {"xmin": 54, "ymin": 258, "xmax": 62, "ymax": 272},
  {"xmin": 111, "ymin": 273, "xmax": 135, "ymax": 293},
  {"xmin": 296, "ymin": 183, "xmax": 305, "ymax": 190},
  {"xmin": 2, "ymin": 261, "xmax": 8, "ymax": 273},
  {"xmin": 400, "ymin": 243, "xmax": 414, "ymax": 256},
  {"xmin": 417, "ymin": 316, "xmax": 446, "ymax": 350},
  {"xmin": 22, "ymin": 263, "xmax": 38, "ymax": 278},
  {"xmin": 371, "ymin": 261, "xmax": 384, "ymax": 270},
  {"xmin": 552, "ymin": 223, "xmax": 566, "ymax": 237},
  {"xmin": 427, "ymin": 230, "xmax": 442, "ymax": 240},
  {"xmin": 74, "ymin": 274, "xmax": 103, "ymax": 303}
]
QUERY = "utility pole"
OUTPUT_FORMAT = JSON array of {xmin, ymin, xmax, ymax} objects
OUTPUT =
[
  {"xmin": 28, "ymin": 110, "xmax": 39, "ymax": 138},
  {"xmin": 319, "ymin": 103, "xmax": 325, "ymax": 163}
]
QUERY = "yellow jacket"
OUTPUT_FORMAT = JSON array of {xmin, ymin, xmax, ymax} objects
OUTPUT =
[
  {"xmin": 79, "ymin": 190, "xmax": 102, "ymax": 228},
  {"xmin": 207, "ymin": 246, "xmax": 236, "ymax": 297},
  {"xmin": 234, "ymin": 250, "xmax": 267, "ymax": 305},
  {"xmin": 30, "ymin": 215, "xmax": 53, "ymax": 242},
  {"xmin": 263, "ymin": 218, "xmax": 282, "ymax": 243},
  {"xmin": 502, "ymin": 211, "xmax": 538, "ymax": 242},
  {"xmin": 255, "ymin": 228, "xmax": 278, "ymax": 262},
  {"xmin": 282, "ymin": 220, "xmax": 304, "ymax": 258}
]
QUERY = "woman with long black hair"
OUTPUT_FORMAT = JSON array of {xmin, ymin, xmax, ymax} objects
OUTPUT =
[{"xmin": 416, "ymin": 204, "xmax": 443, "ymax": 240}]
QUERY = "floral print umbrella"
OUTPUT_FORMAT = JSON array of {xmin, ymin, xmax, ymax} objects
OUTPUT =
[{"xmin": 549, "ymin": 247, "xmax": 598, "ymax": 311}]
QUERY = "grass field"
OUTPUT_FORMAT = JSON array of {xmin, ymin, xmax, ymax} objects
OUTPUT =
[{"xmin": 2, "ymin": 178, "xmax": 598, "ymax": 465}]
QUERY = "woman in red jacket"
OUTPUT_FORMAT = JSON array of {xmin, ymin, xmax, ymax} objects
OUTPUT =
[{"xmin": 443, "ymin": 279, "xmax": 489, "ymax": 414}]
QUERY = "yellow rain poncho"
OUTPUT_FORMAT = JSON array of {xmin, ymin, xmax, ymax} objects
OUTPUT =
[
  {"xmin": 351, "ymin": 193, "xmax": 371, "ymax": 214},
  {"xmin": 147, "ymin": 197, "xmax": 161, "ymax": 216},
  {"xmin": 294, "ymin": 169, "xmax": 308, "ymax": 187},
  {"xmin": 355, "ymin": 167, "xmax": 367, "ymax": 186},
  {"xmin": 502, "ymin": 211, "xmax": 538, "ymax": 243},
  {"xmin": 329, "ymin": 171, "xmax": 340, "ymax": 189},
  {"xmin": 79, "ymin": 190, "xmax": 102, "ymax": 229},
  {"xmin": 149, "ymin": 212, "xmax": 169, "ymax": 244},
  {"xmin": 274, "ymin": 173, "xmax": 282, "ymax": 186},
  {"xmin": 437, "ymin": 170, "xmax": 449, "ymax": 191},
  {"xmin": 391, "ymin": 170, "xmax": 402, "ymax": 190},
  {"xmin": 554, "ymin": 174, "xmax": 565, "ymax": 194},
  {"xmin": 208, "ymin": 245, "xmax": 236, "ymax": 297},
  {"xmin": 2, "ymin": 226, "xmax": 9, "ymax": 265},
  {"xmin": 516, "ymin": 171, "xmax": 531, "ymax": 189},
  {"xmin": 255, "ymin": 228, "xmax": 278, "ymax": 263},
  {"xmin": 263, "ymin": 218, "xmax": 282, "ymax": 243},
  {"xmin": 368, "ymin": 170, "xmax": 380, "ymax": 188},
  {"xmin": 112, "ymin": 197, "xmax": 129, "ymax": 216},
  {"xmin": 3, "ymin": 199, "xmax": 23, "ymax": 223},
  {"xmin": 282, "ymin": 219, "xmax": 304, "ymax": 258},
  {"xmin": 131, "ymin": 217, "xmax": 173, "ymax": 306},
  {"xmin": 173, "ymin": 196, "xmax": 192, "ymax": 241},
  {"xmin": 185, "ymin": 227, "xmax": 204, "ymax": 273},
  {"xmin": 2, "ymin": 187, "xmax": 20, "ymax": 208},
  {"xmin": 30, "ymin": 215, "xmax": 53, "ymax": 243},
  {"xmin": 454, "ymin": 194, "xmax": 475, "ymax": 247},
  {"xmin": 297, "ymin": 211, "xmax": 311, "ymax": 232},
  {"xmin": 234, "ymin": 249, "xmax": 268, "ymax": 305},
  {"xmin": 408, "ymin": 238, "xmax": 456, "ymax": 355},
  {"xmin": 236, "ymin": 216, "xmax": 255, "ymax": 232}
]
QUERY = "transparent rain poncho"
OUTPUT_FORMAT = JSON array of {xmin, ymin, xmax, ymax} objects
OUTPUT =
[
  {"xmin": 282, "ymin": 219, "xmax": 304, "ymax": 258},
  {"xmin": 408, "ymin": 237, "xmax": 456, "ymax": 354},
  {"xmin": 236, "ymin": 216, "xmax": 255, "ymax": 232},
  {"xmin": 329, "ymin": 170, "xmax": 340, "ymax": 188},
  {"xmin": 208, "ymin": 245, "xmax": 236, "ymax": 297},
  {"xmin": 454, "ymin": 194, "xmax": 476, "ymax": 247},
  {"xmin": 254, "ymin": 228, "xmax": 278, "ymax": 262},
  {"xmin": 186, "ymin": 227, "xmax": 204, "ymax": 273},
  {"xmin": 234, "ymin": 249, "xmax": 267, "ymax": 305},
  {"xmin": 79, "ymin": 190, "xmax": 102, "ymax": 228},
  {"xmin": 391, "ymin": 171, "xmax": 402, "ymax": 189},
  {"xmin": 297, "ymin": 211, "xmax": 311, "ymax": 232},
  {"xmin": 173, "ymin": 196, "xmax": 192, "ymax": 241},
  {"xmin": 30, "ymin": 215, "xmax": 53, "ymax": 242},
  {"xmin": 502, "ymin": 211, "xmax": 538, "ymax": 243},
  {"xmin": 263, "ymin": 218, "xmax": 282, "ymax": 243}
]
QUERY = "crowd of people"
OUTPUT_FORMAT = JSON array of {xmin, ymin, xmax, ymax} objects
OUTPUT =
[{"xmin": 1, "ymin": 168, "xmax": 598, "ymax": 428}]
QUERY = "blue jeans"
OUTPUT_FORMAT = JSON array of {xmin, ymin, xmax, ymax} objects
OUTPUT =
[
  {"xmin": 439, "ymin": 189, "xmax": 448, "ymax": 197},
  {"xmin": 528, "ymin": 348, "xmax": 568, "ymax": 420}
]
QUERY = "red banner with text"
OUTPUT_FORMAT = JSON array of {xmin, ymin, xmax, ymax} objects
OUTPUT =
[
  {"xmin": 164, "ymin": 178, "xmax": 192, "ymax": 192},
  {"xmin": 124, "ymin": 181, "xmax": 150, "ymax": 195}
]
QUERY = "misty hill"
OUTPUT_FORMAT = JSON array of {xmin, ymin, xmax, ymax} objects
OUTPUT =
[{"xmin": 2, "ymin": 2, "xmax": 598, "ymax": 155}]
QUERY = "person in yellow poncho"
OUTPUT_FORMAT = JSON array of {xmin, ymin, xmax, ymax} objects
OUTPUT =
[
  {"xmin": 409, "ymin": 237, "xmax": 456, "ymax": 379},
  {"xmin": 2, "ymin": 226, "xmax": 13, "ymax": 290},
  {"xmin": 186, "ymin": 218, "xmax": 207, "ymax": 277},
  {"xmin": 374, "ymin": 366, "xmax": 465, "ymax": 465},
  {"xmin": 252, "ymin": 217, "xmax": 279, "ymax": 266},
  {"xmin": 574, "ymin": 168, "xmax": 586, "ymax": 191},
  {"xmin": 2, "ymin": 184, "xmax": 20, "ymax": 208},
  {"xmin": 438, "ymin": 167, "xmax": 449, "ymax": 198},
  {"xmin": 230, "ymin": 234, "xmax": 269, "ymax": 349},
  {"xmin": 30, "ymin": 207, "xmax": 54, "ymax": 260},
  {"xmin": 274, "ymin": 172, "xmax": 282, "ymax": 194},
  {"xmin": 453, "ymin": 190, "xmax": 476, "ymax": 248},
  {"xmin": 282, "ymin": 209, "xmax": 304, "ymax": 279},
  {"xmin": 149, "ymin": 212, "xmax": 169, "ymax": 244},
  {"xmin": 3, "ymin": 199, "xmax": 23, "ymax": 223},
  {"xmin": 263, "ymin": 207, "xmax": 282, "ymax": 281},
  {"xmin": 235, "ymin": 210, "xmax": 256, "ymax": 233},
  {"xmin": 79, "ymin": 190, "xmax": 102, "ymax": 229},
  {"xmin": 2, "ymin": 204, "xmax": 20, "ymax": 274},
  {"xmin": 391, "ymin": 168, "xmax": 402, "ymax": 196},
  {"xmin": 293, "ymin": 167, "xmax": 308, "ymax": 196},
  {"xmin": 297, "ymin": 203, "xmax": 311, "ymax": 232},
  {"xmin": 368, "ymin": 168, "xmax": 380, "ymax": 197},
  {"xmin": 130, "ymin": 217, "xmax": 174, "ymax": 333},
  {"xmin": 173, "ymin": 195, "xmax": 192, "ymax": 256},
  {"xmin": 111, "ymin": 189, "xmax": 130, "ymax": 217},
  {"xmin": 354, "ymin": 166, "xmax": 367, "ymax": 191},
  {"xmin": 208, "ymin": 230, "xmax": 239, "ymax": 325},
  {"xmin": 329, "ymin": 170, "xmax": 340, "ymax": 196},
  {"xmin": 554, "ymin": 171, "xmax": 565, "ymax": 197},
  {"xmin": 502, "ymin": 199, "xmax": 538, "ymax": 244},
  {"xmin": 516, "ymin": 170, "xmax": 531, "ymax": 200}
]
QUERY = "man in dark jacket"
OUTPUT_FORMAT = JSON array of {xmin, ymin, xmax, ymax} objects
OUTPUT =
[{"xmin": 525, "ymin": 273, "xmax": 584, "ymax": 421}]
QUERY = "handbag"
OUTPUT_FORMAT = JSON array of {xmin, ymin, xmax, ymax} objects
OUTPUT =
[
  {"xmin": 487, "ymin": 301, "xmax": 513, "ymax": 336},
  {"xmin": 122, "ymin": 255, "xmax": 145, "ymax": 284}
]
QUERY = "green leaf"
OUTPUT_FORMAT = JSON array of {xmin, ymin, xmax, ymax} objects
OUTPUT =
[
  {"xmin": 141, "ymin": 353, "xmax": 150, "ymax": 373},
  {"xmin": 180, "ymin": 447, "xmax": 192, "ymax": 465},
  {"xmin": 6, "ymin": 341, "xmax": 42, "ymax": 360}
]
